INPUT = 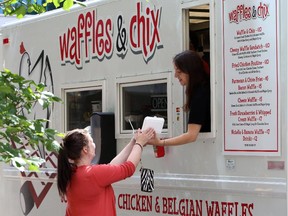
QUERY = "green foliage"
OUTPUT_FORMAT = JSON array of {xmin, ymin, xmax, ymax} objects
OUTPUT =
[
  {"xmin": 0, "ymin": 0, "xmax": 79, "ymax": 18},
  {"xmin": 0, "ymin": 69, "xmax": 64, "ymax": 171}
]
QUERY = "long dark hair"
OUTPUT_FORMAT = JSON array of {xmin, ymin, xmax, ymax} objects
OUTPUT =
[
  {"xmin": 173, "ymin": 50, "xmax": 209, "ymax": 111},
  {"xmin": 57, "ymin": 129, "xmax": 89, "ymax": 197}
]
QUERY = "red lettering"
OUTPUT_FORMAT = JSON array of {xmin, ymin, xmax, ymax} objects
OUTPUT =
[
  {"xmin": 129, "ymin": 15, "xmax": 137, "ymax": 48},
  {"xmin": 162, "ymin": 197, "xmax": 167, "ymax": 213},
  {"xmin": 59, "ymin": 30, "xmax": 70, "ymax": 61},
  {"xmin": 162, "ymin": 197, "xmax": 178, "ymax": 214},
  {"xmin": 117, "ymin": 193, "xmax": 152, "ymax": 212},
  {"xmin": 129, "ymin": 2, "xmax": 162, "ymax": 62},
  {"xmin": 241, "ymin": 203, "xmax": 254, "ymax": 216},
  {"xmin": 96, "ymin": 19, "xmax": 105, "ymax": 57},
  {"xmin": 59, "ymin": 10, "xmax": 113, "ymax": 67},
  {"xmin": 59, "ymin": 2, "xmax": 162, "ymax": 67},
  {"xmin": 105, "ymin": 19, "xmax": 113, "ymax": 54},
  {"xmin": 149, "ymin": 6, "xmax": 161, "ymax": 53},
  {"xmin": 206, "ymin": 201, "xmax": 240, "ymax": 216},
  {"xmin": 77, "ymin": 13, "xmax": 84, "ymax": 65},
  {"xmin": 69, "ymin": 27, "xmax": 79, "ymax": 65},
  {"xmin": 84, "ymin": 12, "xmax": 93, "ymax": 60}
]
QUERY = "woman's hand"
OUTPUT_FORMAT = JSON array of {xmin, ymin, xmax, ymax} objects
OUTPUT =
[
  {"xmin": 146, "ymin": 132, "xmax": 161, "ymax": 146},
  {"xmin": 134, "ymin": 128, "xmax": 155, "ymax": 147}
]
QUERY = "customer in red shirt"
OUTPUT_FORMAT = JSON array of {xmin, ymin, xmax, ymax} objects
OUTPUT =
[{"xmin": 57, "ymin": 128, "xmax": 154, "ymax": 216}]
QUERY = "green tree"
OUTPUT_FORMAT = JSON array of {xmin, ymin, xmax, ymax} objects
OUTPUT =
[
  {"xmin": 0, "ymin": 0, "xmax": 83, "ymax": 18},
  {"xmin": 0, "ymin": 69, "xmax": 63, "ymax": 171},
  {"xmin": 0, "ymin": 0, "xmax": 86, "ymax": 170}
]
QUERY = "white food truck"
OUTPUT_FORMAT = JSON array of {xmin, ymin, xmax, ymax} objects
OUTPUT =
[{"xmin": 0, "ymin": 0, "xmax": 287, "ymax": 215}]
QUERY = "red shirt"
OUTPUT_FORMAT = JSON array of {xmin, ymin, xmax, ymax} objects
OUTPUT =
[{"xmin": 66, "ymin": 161, "xmax": 135, "ymax": 216}]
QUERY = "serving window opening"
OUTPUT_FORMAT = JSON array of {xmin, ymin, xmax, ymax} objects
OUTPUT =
[
  {"xmin": 65, "ymin": 88, "xmax": 102, "ymax": 131},
  {"xmin": 184, "ymin": 2, "xmax": 213, "ymax": 135},
  {"xmin": 188, "ymin": 4, "xmax": 210, "ymax": 71},
  {"xmin": 119, "ymin": 81, "xmax": 167, "ymax": 134}
]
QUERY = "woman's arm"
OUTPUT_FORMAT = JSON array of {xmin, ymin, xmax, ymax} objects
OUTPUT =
[
  {"xmin": 109, "ymin": 137, "xmax": 135, "ymax": 165},
  {"xmin": 110, "ymin": 128, "xmax": 155, "ymax": 165},
  {"xmin": 149, "ymin": 123, "xmax": 202, "ymax": 146}
]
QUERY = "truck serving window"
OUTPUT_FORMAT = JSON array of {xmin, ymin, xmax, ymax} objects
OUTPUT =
[
  {"xmin": 117, "ymin": 77, "xmax": 169, "ymax": 135},
  {"xmin": 188, "ymin": 4, "xmax": 210, "ymax": 69},
  {"xmin": 183, "ymin": 2, "xmax": 214, "ymax": 137},
  {"xmin": 65, "ymin": 88, "xmax": 102, "ymax": 131}
]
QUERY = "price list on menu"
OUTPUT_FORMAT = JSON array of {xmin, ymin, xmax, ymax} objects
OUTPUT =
[{"xmin": 223, "ymin": 0, "xmax": 279, "ymax": 155}]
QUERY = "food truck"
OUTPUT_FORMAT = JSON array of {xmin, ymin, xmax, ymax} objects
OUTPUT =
[{"xmin": 0, "ymin": 0, "xmax": 286, "ymax": 215}]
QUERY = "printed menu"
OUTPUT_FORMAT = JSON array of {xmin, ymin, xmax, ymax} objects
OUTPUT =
[{"xmin": 223, "ymin": 0, "xmax": 279, "ymax": 155}]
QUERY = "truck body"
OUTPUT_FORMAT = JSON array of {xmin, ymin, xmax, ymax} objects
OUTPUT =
[{"xmin": 0, "ymin": 0, "xmax": 287, "ymax": 215}]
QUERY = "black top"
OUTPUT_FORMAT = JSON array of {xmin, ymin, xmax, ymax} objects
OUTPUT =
[{"xmin": 188, "ymin": 84, "xmax": 211, "ymax": 132}]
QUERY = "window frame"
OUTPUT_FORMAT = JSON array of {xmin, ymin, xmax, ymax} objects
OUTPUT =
[
  {"xmin": 61, "ymin": 80, "xmax": 106, "ymax": 132},
  {"xmin": 116, "ymin": 73, "xmax": 172, "ymax": 139},
  {"xmin": 181, "ymin": 0, "xmax": 216, "ymax": 139}
]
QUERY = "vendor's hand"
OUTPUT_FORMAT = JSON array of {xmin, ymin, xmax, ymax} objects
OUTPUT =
[
  {"xmin": 134, "ymin": 128, "xmax": 155, "ymax": 147},
  {"xmin": 147, "ymin": 133, "xmax": 161, "ymax": 146}
]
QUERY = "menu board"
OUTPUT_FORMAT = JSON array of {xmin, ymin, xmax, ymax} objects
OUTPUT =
[{"xmin": 223, "ymin": 0, "xmax": 279, "ymax": 155}]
